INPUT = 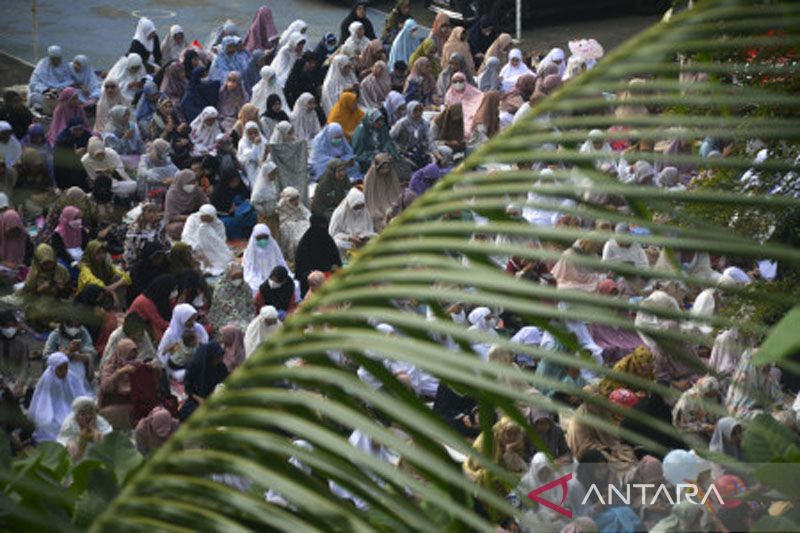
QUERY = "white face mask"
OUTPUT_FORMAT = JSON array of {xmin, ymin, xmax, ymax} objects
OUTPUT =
[
  {"xmin": 68, "ymin": 218, "xmax": 82, "ymax": 229},
  {"xmin": 0, "ymin": 327, "xmax": 17, "ymax": 339},
  {"xmin": 452, "ymin": 81, "xmax": 466, "ymax": 91},
  {"xmin": 231, "ymin": 279, "xmax": 243, "ymax": 287},
  {"xmin": 450, "ymin": 310, "xmax": 466, "ymax": 325},
  {"xmin": 267, "ymin": 279, "xmax": 280, "ymax": 289},
  {"xmin": 183, "ymin": 184, "xmax": 196, "ymax": 193},
  {"xmin": 64, "ymin": 326, "xmax": 81, "ymax": 337},
  {"xmin": 192, "ymin": 295, "xmax": 204, "ymax": 307},
  {"xmin": 169, "ymin": 290, "xmax": 178, "ymax": 300}
]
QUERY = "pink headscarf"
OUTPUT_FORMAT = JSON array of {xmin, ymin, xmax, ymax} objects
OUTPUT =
[
  {"xmin": 220, "ymin": 324, "xmax": 245, "ymax": 371},
  {"xmin": 135, "ymin": 405, "xmax": 179, "ymax": 451},
  {"xmin": 244, "ymin": 6, "xmax": 279, "ymax": 52},
  {"xmin": 444, "ymin": 72, "xmax": 484, "ymax": 132},
  {"xmin": 48, "ymin": 87, "xmax": 88, "ymax": 145},
  {"xmin": 0, "ymin": 209, "xmax": 27, "ymax": 266},
  {"xmin": 55, "ymin": 205, "xmax": 83, "ymax": 248}
]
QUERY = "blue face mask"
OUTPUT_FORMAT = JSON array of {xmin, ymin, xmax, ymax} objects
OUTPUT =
[
  {"xmin": 330, "ymin": 136, "xmax": 343, "ymax": 146},
  {"xmin": 256, "ymin": 237, "xmax": 269, "ymax": 248}
]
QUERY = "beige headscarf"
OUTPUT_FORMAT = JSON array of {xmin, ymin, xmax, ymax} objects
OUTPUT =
[
  {"xmin": 440, "ymin": 27, "xmax": 474, "ymax": 74},
  {"xmin": 363, "ymin": 153, "xmax": 402, "ymax": 231},
  {"xmin": 478, "ymin": 33, "xmax": 512, "ymax": 74}
]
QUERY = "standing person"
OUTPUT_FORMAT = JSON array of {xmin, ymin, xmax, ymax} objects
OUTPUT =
[
  {"xmin": 294, "ymin": 214, "xmax": 342, "ymax": 296},
  {"xmin": 178, "ymin": 341, "xmax": 229, "ymax": 420},
  {"xmin": 244, "ymin": 6, "xmax": 279, "ymax": 52},
  {"xmin": 242, "ymin": 224, "xmax": 288, "ymax": 294},
  {"xmin": 339, "ymin": 1, "xmax": 376, "ymax": 46},
  {"xmin": 161, "ymin": 25, "xmax": 187, "ymax": 64},
  {"xmin": 27, "ymin": 45, "xmax": 73, "ymax": 109},
  {"xmin": 28, "ymin": 352, "xmax": 90, "ymax": 442},
  {"xmin": 128, "ymin": 17, "xmax": 162, "ymax": 72}
]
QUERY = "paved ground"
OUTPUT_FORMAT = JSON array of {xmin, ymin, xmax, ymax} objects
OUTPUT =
[{"xmin": 0, "ymin": 0, "xmax": 660, "ymax": 73}]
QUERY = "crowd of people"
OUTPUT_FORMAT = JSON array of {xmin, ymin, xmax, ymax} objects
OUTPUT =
[{"xmin": 0, "ymin": 2, "xmax": 797, "ymax": 531}]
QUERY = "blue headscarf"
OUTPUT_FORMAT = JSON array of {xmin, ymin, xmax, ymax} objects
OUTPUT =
[
  {"xmin": 243, "ymin": 49, "xmax": 265, "ymax": 93},
  {"xmin": 313, "ymin": 33, "xmax": 338, "ymax": 63},
  {"xmin": 135, "ymin": 80, "xmax": 161, "ymax": 122},
  {"xmin": 181, "ymin": 67, "xmax": 221, "ymax": 123},
  {"xmin": 388, "ymin": 19, "xmax": 423, "ymax": 68},
  {"xmin": 309, "ymin": 123, "xmax": 359, "ymax": 181},
  {"xmin": 595, "ymin": 506, "xmax": 643, "ymax": 533},
  {"xmin": 209, "ymin": 36, "xmax": 241, "ymax": 82},
  {"xmin": 68, "ymin": 55, "xmax": 101, "ymax": 102}
]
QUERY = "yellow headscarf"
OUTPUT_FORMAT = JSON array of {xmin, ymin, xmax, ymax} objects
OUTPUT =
[{"xmin": 326, "ymin": 91, "xmax": 364, "ymax": 138}]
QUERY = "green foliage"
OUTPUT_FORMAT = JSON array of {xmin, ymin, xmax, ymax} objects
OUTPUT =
[{"xmin": 0, "ymin": 432, "xmax": 142, "ymax": 531}]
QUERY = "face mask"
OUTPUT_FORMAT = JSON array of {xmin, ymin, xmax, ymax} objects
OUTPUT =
[
  {"xmin": 330, "ymin": 137, "xmax": 343, "ymax": 146},
  {"xmin": 68, "ymin": 218, "xmax": 82, "ymax": 229},
  {"xmin": 183, "ymin": 184, "xmax": 196, "ymax": 193},
  {"xmin": 450, "ymin": 310, "xmax": 466, "ymax": 325},
  {"xmin": 268, "ymin": 279, "xmax": 280, "ymax": 289},
  {"xmin": 256, "ymin": 238, "xmax": 270, "ymax": 249},
  {"xmin": 453, "ymin": 81, "xmax": 466, "ymax": 91},
  {"xmin": 0, "ymin": 327, "xmax": 16, "ymax": 339},
  {"xmin": 64, "ymin": 326, "xmax": 81, "ymax": 337},
  {"xmin": 169, "ymin": 290, "xmax": 178, "ymax": 300},
  {"xmin": 192, "ymin": 295, "xmax": 204, "ymax": 307},
  {"xmin": 231, "ymin": 279, "xmax": 243, "ymax": 287}
]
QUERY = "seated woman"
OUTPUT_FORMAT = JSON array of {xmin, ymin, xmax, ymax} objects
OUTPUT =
[
  {"xmin": 254, "ymin": 266, "xmax": 296, "ymax": 317},
  {"xmin": 251, "ymin": 160, "xmax": 280, "ymax": 233},
  {"xmin": 244, "ymin": 305, "xmax": 282, "ymax": 358},
  {"xmin": 53, "ymin": 117, "xmax": 92, "ymax": 191},
  {"xmin": 134, "ymin": 405, "xmax": 179, "ymax": 455},
  {"xmin": 100, "ymin": 312, "xmax": 156, "ymax": 372},
  {"xmin": 57, "ymin": 396, "xmax": 112, "ymax": 461},
  {"xmin": 75, "ymin": 284, "xmax": 118, "ymax": 356},
  {"xmin": 351, "ymin": 110, "xmax": 398, "ymax": 173},
  {"xmin": 390, "ymin": 101, "xmax": 438, "ymax": 170},
  {"xmin": 566, "ymin": 397, "xmax": 637, "ymax": 474},
  {"xmin": 587, "ymin": 279, "xmax": 644, "ymax": 364},
  {"xmin": 308, "ymin": 123, "xmax": 361, "ymax": 182},
  {"xmin": 180, "ymin": 204, "xmax": 233, "ymax": 276},
  {"xmin": 124, "ymin": 202, "xmax": 168, "ymax": 267},
  {"xmin": 208, "ymin": 263, "xmax": 253, "ymax": 331},
  {"xmin": 598, "ymin": 345, "xmax": 654, "ymax": 397},
  {"xmin": 177, "ymin": 341, "xmax": 229, "ymax": 421},
  {"xmin": 431, "ymin": 103, "xmax": 465, "ymax": 155},
  {"xmin": 128, "ymin": 274, "xmax": 176, "ymax": 342},
  {"xmin": 328, "ymin": 188, "xmax": 376, "ymax": 258},
  {"xmin": 310, "ymin": 159, "xmax": 351, "ymax": 221},
  {"xmin": 0, "ymin": 208, "xmax": 33, "ymax": 285},
  {"xmin": 210, "ymin": 163, "xmax": 255, "ymax": 239},
  {"xmin": 137, "ymin": 139, "xmax": 179, "ymax": 199},
  {"xmin": 27, "ymin": 45, "xmax": 73, "ymax": 109},
  {"xmin": 236, "ymin": 121, "xmax": 268, "ymax": 187},
  {"xmin": 43, "ymin": 318, "xmax": 96, "ymax": 390},
  {"xmin": 17, "ymin": 244, "xmax": 72, "ymax": 328},
  {"xmin": 403, "ymin": 57, "xmax": 436, "ymax": 105},
  {"xmin": 463, "ymin": 417, "xmax": 528, "ymax": 489},
  {"xmin": 243, "ymin": 224, "xmax": 288, "ymax": 295},
  {"xmin": 295, "ymin": 214, "xmax": 342, "ymax": 296},
  {"xmin": 217, "ymin": 71, "xmax": 248, "ymax": 132},
  {"xmin": 157, "ymin": 303, "xmax": 209, "ymax": 380},
  {"xmin": 49, "ymin": 205, "xmax": 89, "ymax": 271},
  {"xmin": 261, "ymin": 94, "xmax": 292, "ymax": 141},
  {"xmin": 98, "ymin": 337, "xmax": 163, "ymax": 430},
  {"xmin": 359, "ymin": 60, "xmax": 392, "ymax": 110},
  {"xmin": 276, "ymin": 187, "xmax": 310, "ymax": 263},
  {"xmin": 102, "ymin": 105, "xmax": 146, "ymax": 167},
  {"xmin": 363, "ymin": 154, "xmax": 403, "ymax": 232},
  {"xmin": 0, "ymin": 310, "xmax": 35, "ymax": 402},
  {"xmin": 77, "ymin": 240, "xmax": 131, "ymax": 303},
  {"xmin": 326, "ymin": 92, "xmax": 364, "ymax": 141},
  {"xmin": 672, "ymin": 375, "xmax": 722, "ymax": 445},
  {"xmin": 28, "ymin": 352, "xmax": 89, "ymax": 442},
  {"xmin": 164, "ymin": 169, "xmax": 208, "ymax": 240},
  {"xmin": 148, "ymin": 96, "xmax": 192, "ymax": 169},
  {"xmin": 468, "ymin": 90, "xmax": 501, "ymax": 147},
  {"xmin": 80, "ymin": 137, "xmax": 138, "ymax": 199},
  {"xmin": 189, "ymin": 106, "xmax": 222, "ymax": 158}
]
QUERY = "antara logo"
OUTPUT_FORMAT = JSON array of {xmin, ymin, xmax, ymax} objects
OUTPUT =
[{"xmin": 527, "ymin": 473, "xmax": 726, "ymax": 518}]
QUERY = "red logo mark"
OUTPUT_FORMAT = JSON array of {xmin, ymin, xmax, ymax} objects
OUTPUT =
[{"xmin": 527, "ymin": 472, "xmax": 573, "ymax": 518}]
